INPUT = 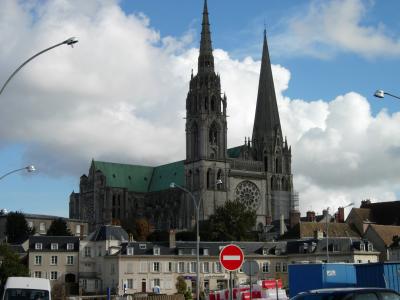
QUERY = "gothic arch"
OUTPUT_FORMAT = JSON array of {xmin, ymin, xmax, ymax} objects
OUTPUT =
[
  {"xmin": 211, "ymin": 95, "xmax": 216, "ymax": 112},
  {"xmin": 190, "ymin": 122, "xmax": 199, "ymax": 159},
  {"xmin": 207, "ymin": 168, "xmax": 214, "ymax": 189},
  {"xmin": 217, "ymin": 169, "xmax": 224, "ymax": 190},
  {"xmin": 194, "ymin": 168, "xmax": 200, "ymax": 190},
  {"xmin": 209, "ymin": 121, "xmax": 220, "ymax": 145}
]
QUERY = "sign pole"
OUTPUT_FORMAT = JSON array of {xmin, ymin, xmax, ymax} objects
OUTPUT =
[
  {"xmin": 249, "ymin": 272, "xmax": 252, "ymax": 300},
  {"xmin": 230, "ymin": 271, "xmax": 233, "ymax": 300},
  {"xmin": 276, "ymin": 279, "xmax": 279, "ymax": 300}
]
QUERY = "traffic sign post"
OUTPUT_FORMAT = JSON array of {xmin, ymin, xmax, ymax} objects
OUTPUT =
[
  {"xmin": 219, "ymin": 244, "xmax": 245, "ymax": 300},
  {"xmin": 242, "ymin": 260, "xmax": 259, "ymax": 300}
]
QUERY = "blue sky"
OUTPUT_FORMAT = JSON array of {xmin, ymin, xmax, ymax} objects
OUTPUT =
[{"xmin": 0, "ymin": 0, "xmax": 399, "ymax": 217}]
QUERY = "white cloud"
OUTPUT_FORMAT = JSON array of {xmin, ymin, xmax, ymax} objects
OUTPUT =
[
  {"xmin": 1, "ymin": 0, "xmax": 399, "ymax": 216},
  {"xmin": 274, "ymin": 0, "xmax": 400, "ymax": 58}
]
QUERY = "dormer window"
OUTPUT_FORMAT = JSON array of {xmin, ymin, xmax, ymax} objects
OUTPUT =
[
  {"xmin": 367, "ymin": 243, "xmax": 373, "ymax": 251},
  {"xmin": 191, "ymin": 248, "xmax": 196, "ymax": 255},
  {"xmin": 275, "ymin": 249, "xmax": 281, "ymax": 255},
  {"xmin": 139, "ymin": 244, "xmax": 146, "ymax": 250},
  {"xmin": 51, "ymin": 243, "xmax": 58, "ymax": 250},
  {"xmin": 178, "ymin": 249, "xmax": 184, "ymax": 256},
  {"xmin": 35, "ymin": 243, "xmax": 42, "ymax": 250},
  {"xmin": 203, "ymin": 248, "xmax": 209, "ymax": 256},
  {"xmin": 67, "ymin": 243, "xmax": 74, "ymax": 250},
  {"xmin": 127, "ymin": 247, "xmax": 134, "ymax": 256},
  {"xmin": 262, "ymin": 248, "xmax": 268, "ymax": 255},
  {"xmin": 153, "ymin": 247, "xmax": 160, "ymax": 255},
  {"xmin": 360, "ymin": 244, "xmax": 365, "ymax": 251}
]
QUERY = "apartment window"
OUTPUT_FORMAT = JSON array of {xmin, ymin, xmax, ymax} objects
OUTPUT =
[
  {"xmin": 39, "ymin": 223, "xmax": 46, "ymax": 233},
  {"xmin": 203, "ymin": 262, "xmax": 210, "ymax": 273},
  {"xmin": 127, "ymin": 263, "xmax": 133, "ymax": 273},
  {"xmin": 203, "ymin": 248, "xmax": 209, "ymax": 256},
  {"xmin": 67, "ymin": 243, "xmax": 74, "ymax": 250},
  {"xmin": 51, "ymin": 256, "xmax": 58, "ymax": 265},
  {"xmin": 95, "ymin": 280, "xmax": 99, "ymax": 289},
  {"xmin": 51, "ymin": 243, "xmax": 58, "ymax": 251},
  {"xmin": 178, "ymin": 262, "xmax": 185, "ymax": 273},
  {"xmin": 262, "ymin": 262, "xmax": 269, "ymax": 273},
  {"xmin": 127, "ymin": 279, "xmax": 133, "ymax": 289},
  {"xmin": 215, "ymin": 262, "xmax": 222, "ymax": 273},
  {"xmin": 153, "ymin": 247, "xmax": 160, "ymax": 255},
  {"xmin": 82, "ymin": 279, "xmax": 87, "ymax": 289},
  {"xmin": 34, "ymin": 256, "xmax": 42, "ymax": 265},
  {"xmin": 191, "ymin": 248, "xmax": 196, "ymax": 255},
  {"xmin": 275, "ymin": 262, "xmax": 281, "ymax": 272},
  {"xmin": 153, "ymin": 278, "xmax": 160, "ymax": 287},
  {"xmin": 34, "ymin": 271, "xmax": 41, "ymax": 278},
  {"xmin": 50, "ymin": 271, "xmax": 58, "ymax": 280},
  {"xmin": 76, "ymin": 225, "xmax": 81, "ymax": 235},
  {"xmin": 140, "ymin": 261, "xmax": 147, "ymax": 273},
  {"xmin": 127, "ymin": 247, "xmax": 134, "ymax": 256},
  {"xmin": 67, "ymin": 256, "xmax": 74, "ymax": 265},
  {"xmin": 153, "ymin": 262, "xmax": 160, "ymax": 272},
  {"xmin": 35, "ymin": 243, "xmax": 42, "ymax": 250},
  {"xmin": 167, "ymin": 262, "xmax": 173, "ymax": 272},
  {"xmin": 190, "ymin": 262, "xmax": 197, "ymax": 273},
  {"xmin": 282, "ymin": 263, "xmax": 287, "ymax": 273},
  {"xmin": 84, "ymin": 247, "xmax": 91, "ymax": 257}
]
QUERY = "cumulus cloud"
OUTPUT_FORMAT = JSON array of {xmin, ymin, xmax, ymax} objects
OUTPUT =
[
  {"xmin": 273, "ymin": 0, "xmax": 400, "ymax": 58},
  {"xmin": 1, "ymin": 0, "xmax": 399, "ymax": 216}
]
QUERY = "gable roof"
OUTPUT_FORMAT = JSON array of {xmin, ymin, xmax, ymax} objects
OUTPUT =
[
  {"xmin": 92, "ymin": 160, "xmax": 184, "ymax": 193},
  {"xmin": 361, "ymin": 201, "xmax": 400, "ymax": 225},
  {"xmin": 368, "ymin": 224, "xmax": 400, "ymax": 246}
]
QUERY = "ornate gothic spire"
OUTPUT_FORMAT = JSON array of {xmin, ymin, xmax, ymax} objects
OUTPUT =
[
  {"xmin": 252, "ymin": 30, "xmax": 282, "ymax": 145},
  {"xmin": 198, "ymin": 0, "xmax": 214, "ymax": 73}
]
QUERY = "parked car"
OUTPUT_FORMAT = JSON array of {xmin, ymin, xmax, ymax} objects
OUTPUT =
[{"xmin": 290, "ymin": 288, "xmax": 400, "ymax": 300}]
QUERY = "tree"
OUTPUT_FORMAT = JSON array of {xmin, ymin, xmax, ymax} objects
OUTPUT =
[
  {"xmin": 0, "ymin": 244, "xmax": 29, "ymax": 288},
  {"xmin": 6, "ymin": 211, "xmax": 33, "ymax": 244},
  {"xmin": 47, "ymin": 218, "xmax": 72, "ymax": 236},
  {"xmin": 176, "ymin": 276, "xmax": 192, "ymax": 300},
  {"xmin": 200, "ymin": 200, "xmax": 257, "ymax": 241}
]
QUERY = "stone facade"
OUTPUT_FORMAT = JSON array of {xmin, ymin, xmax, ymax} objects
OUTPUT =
[{"xmin": 69, "ymin": 1, "xmax": 297, "ymax": 233}]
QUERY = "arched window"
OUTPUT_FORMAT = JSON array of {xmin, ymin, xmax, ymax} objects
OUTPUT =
[
  {"xmin": 217, "ymin": 169, "xmax": 223, "ymax": 190},
  {"xmin": 207, "ymin": 169, "xmax": 213, "ymax": 189},
  {"xmin": 275, "ymin": 158, "xmax": 281, "ymax": 173},
  {"xmin": 211, "ymin": 95, "xmax": 216, "ymax": 112},
  {"xmin": 204, "ymin": 96, "xmax": 208, "ymax": 110},
  {"xmin": 209, "ymin": 122, "xmax": 219, "ymax": 145},
  {"xmin": 191, "ymin": 123, "xmax": 199, "ymax": 159},
  {"xmin": 264, "ymin": 156, "xmax": 268, "ymax": 171},
  {"xmin": 281, "ymin": 178, "xmax": 286, "ymax": 191},
  {"xmin": 195, "ymin": 169, "xmax": 200, "ymax": 190}
]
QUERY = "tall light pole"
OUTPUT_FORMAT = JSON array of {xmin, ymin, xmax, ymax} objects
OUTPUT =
[
  {"xmin": 374, "ymin": 90, "xmax": 400, "ymax": 100},
  {"xmin": 0, "ymin": 165, "xmax": 36, "ymax": 181},
  {"xmin": 170, "ymin": 180, "xmax": 222, "ymax": 300},
  {"xmin": 0, "ymin": 37, "xmax": 78, "ymax": 96}
]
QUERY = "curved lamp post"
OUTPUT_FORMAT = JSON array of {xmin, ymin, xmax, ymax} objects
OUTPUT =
[
  {"xmin": 170, "ymin": 180, "xmax": 222, "ymax": 300},
  {"xmin": 0, "ymin": 165, "xmax": 36, "ymax": 181},
  {"xmin": 374, "ymin": 90, "xmax": 400, "ymax": 100},
  {"xmin": 0, "ymin": 37, "xmax": 78, "ymax": 96}
]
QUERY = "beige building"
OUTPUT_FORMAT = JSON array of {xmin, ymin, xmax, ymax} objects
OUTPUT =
[
  {"xmin": 75, "ymin": 225, "xmax": 379, "ymax": 296},
  {"xmin": 28, "ymin": 236, "xmax": 80, "ymax": 294}
]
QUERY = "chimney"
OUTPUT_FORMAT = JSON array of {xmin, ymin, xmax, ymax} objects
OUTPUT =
[
  {"xmin": 169, "ymin": 229, "xmax": 176, "ymax": 248},
  {"xmin": 129, "ymin": 233, "xmax": 134, "ymax": 242},
  {"xmin": 290, "ymin": 210, "xmax": 301, "ymax": 228},
  {"xmin": 306, "ymin": 211, "xmax": 316, "ymax": 222},
  {"xmin": 337, "ymin": 207, "xmax": 345, "ymax": 223},
  {"xmin": 314, "ymin": 229, "xmax": 324, "ymax": 239},
  {"xmin": 280, "ymin": 214, "xmax": 286, "ymax": 236}
]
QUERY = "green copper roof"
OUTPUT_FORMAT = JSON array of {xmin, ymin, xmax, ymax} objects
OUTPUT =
[
  {"xmin": 92, "ymin": 160, "xmax": 184, "ymax": 193},
  {"xmin": 227, "ymin": 146, "xmax": 243, "ymax": 158},
  {"xmin": 149, "ymin": 160, "xmax": 184, "ymax": 192}
]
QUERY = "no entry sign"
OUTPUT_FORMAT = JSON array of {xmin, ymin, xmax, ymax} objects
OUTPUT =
[{"xmin": 219, "ymin": 244, "xmax": 244, "ymax": 271}]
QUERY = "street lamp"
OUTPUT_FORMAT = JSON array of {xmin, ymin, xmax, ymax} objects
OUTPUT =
[
  {"xmin": 170, "ymin": 180, "xmax": 222, "ymax": 300},
  {"xmin": 0, "ymin": 37, "xmax": 78, "ymax": 96},
  {"xmin": 0, "ymin": 165, "xmax": 36, "ymax": 181},
  {"xmin": 374, "ymin": 90, "xmax": 400, "ymax": 100}
]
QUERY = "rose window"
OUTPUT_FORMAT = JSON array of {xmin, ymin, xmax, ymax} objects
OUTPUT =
[{"xmin": 235, "ymin": 181, "xmax": 261, "ymax": 210}]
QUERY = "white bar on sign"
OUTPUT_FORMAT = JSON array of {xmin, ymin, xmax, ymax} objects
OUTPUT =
[{"xmin": 223, "ymin": 255, "xmax": 240, "ymax": 260}]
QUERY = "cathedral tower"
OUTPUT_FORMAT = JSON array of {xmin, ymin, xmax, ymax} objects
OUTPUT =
[
  {"xmin": 252, "ymin": 30, "xmax": 293, "ymax": 221},
  {"xmin": 184, "ymin": 0, "xmax": 228, "ymax": 223}
]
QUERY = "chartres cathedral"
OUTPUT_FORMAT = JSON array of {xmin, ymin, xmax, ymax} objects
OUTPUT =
[{"xmin": 69, "ymin": 1, "xmax": 298, "ymax": 234}]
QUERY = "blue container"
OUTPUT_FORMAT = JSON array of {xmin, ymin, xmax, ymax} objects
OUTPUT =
[
  {"xmin": 356, "ymin": 262, "xmax": 400, "ymax": 293},
  {"xmin": 288, "ymin": 263, "xmax": 357, "ymax": 298}
]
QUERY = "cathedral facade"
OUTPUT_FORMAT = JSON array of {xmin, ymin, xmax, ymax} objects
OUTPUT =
[{"xmin": 69, "ymin": 1, "xmax": 297, "ymax": 233}]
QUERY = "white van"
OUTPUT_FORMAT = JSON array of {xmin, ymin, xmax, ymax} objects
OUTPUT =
[{"xmin": 2, "ymin": 277, "xmax": 51, "ymax": 300}]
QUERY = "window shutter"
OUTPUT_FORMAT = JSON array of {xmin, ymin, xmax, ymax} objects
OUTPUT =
[{"xmin": 159, "ymin": 262, "xmax": 162, "ymax": 272}]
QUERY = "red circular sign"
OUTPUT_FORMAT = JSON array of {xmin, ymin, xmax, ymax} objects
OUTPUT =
[{"xmin": 219, "ymin": 244, "xmax": 244, "ymax": 271}]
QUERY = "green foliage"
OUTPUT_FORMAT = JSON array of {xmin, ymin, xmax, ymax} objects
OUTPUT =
[
  {"xmin": 200, "ymin": 200, "xmax": 257, "ymax": 241},
  {"xmin": 47, "ymin": 218, "xmax": 72, "ymax": 236},
  {"xmin": 147, "ymin": 230, "xmax": 169, "ymax": 242},
  {"xmin": 176, "ymin": 231, "xmax": 196, "ymax": 241},
  {"xmin": 6, "ymin": 211, "xmax": 33, "ymax": 244},
  {"xmin": 184, "ymin": 289, "xmax": 193, "ymax": 300},
  {"xmin": 176, "ymin": 276, "xmax": 187, "ymax": 294},
  {"xmin": 0, "ymin": 244, "xmax": 29, "ymax": 287}
]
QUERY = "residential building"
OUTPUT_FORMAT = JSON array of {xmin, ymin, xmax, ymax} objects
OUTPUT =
[
  {"xmin": 363, "ymin": 224, "xmax": 400, "ymax": 261},
  {"xmin": 28, "ymin": 236, "xmax": 80, "ymax": 294}
]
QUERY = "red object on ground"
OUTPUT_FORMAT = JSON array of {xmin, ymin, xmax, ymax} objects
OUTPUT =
[
  {"xmin": 219, "ymin": 244, "xmax": 244, "ymax": 271},
  {"xmin": 262, "ymin": 279, "xmax": 283, "ymax": 289}
]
